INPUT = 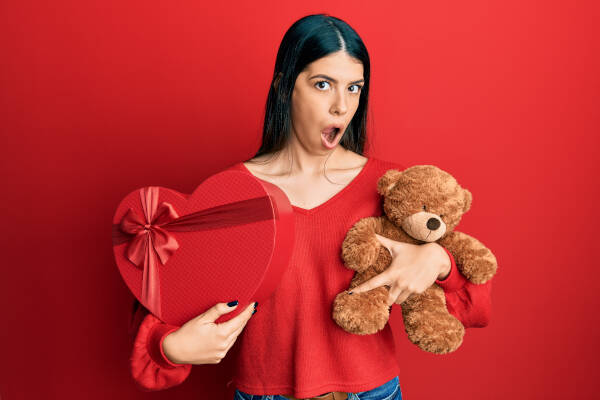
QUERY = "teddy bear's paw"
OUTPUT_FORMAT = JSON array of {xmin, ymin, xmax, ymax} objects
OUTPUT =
[
  {"xmin": 404, "ymin": 312, "xmax": 465, "ymax": 354},
  {"xmin": 332, "ymin": 289, "xmax": 389, "ymax": 335},
  {"xmin": 341, "ymin": 224, "xmax": 381, "ymax": 272},
  {"xmin": 342, "ymin": 247, "xmax": 379, "ymax": 272},
  {"xmin": 459, "ymin": 252, "xmax": 498, "ymax": 284}
]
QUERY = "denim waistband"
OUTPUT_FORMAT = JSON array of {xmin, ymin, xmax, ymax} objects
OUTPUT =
[{"xmin": 234, "ymin": 376, "xmax": 401, "ymax": 400}]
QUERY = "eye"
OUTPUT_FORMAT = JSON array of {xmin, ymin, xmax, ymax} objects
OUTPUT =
[
  {"xmin": 422, "ymin": 205, "xmax": 427, "ymax": 210},
  {"xmin": 440, "ymin": 214, "xmax": 444, "ymax": 218},
  {"xmin": 315, "ymin": 81, "xmax": 331, "ymax": 91},
  {"xmin": 349, "ymin": 84, "xmax": 363, "ymax": 94}
]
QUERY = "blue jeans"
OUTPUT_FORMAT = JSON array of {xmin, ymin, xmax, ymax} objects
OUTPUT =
[{"xmin": 234, "ymin": 376, "xmax": 402, "ymax": 400}]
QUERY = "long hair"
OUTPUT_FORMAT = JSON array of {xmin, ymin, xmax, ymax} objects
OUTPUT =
[{"xmin": 250, "ymin": 14, "xmax": 371, "ymax": 161}]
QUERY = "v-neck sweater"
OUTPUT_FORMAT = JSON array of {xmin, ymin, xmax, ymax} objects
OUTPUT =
[{"xmin": 128, "ymin": 157, "xmax": 493, "ymax": 396}]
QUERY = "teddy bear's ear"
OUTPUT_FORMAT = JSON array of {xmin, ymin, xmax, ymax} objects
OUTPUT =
[
  {"xmin": 462, "ymin": 189, "xmax": 473, "ymax": 213},
  {"xmin": 377, "ymin": 169, "xmax": 403, "ymax": 196}
]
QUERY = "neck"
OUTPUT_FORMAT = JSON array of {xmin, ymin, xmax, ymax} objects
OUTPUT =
[{"xmin": 274, "ymin": 133, "xmax": 350, "ymax": 176}]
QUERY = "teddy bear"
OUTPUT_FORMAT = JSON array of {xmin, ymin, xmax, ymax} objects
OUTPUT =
[{"xmin": 332, "ymin": 165, "xmax": 497, "ymax": 354}]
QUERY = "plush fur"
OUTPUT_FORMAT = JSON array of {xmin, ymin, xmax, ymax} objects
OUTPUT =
[{"xmin": 332, "ymin": 165, "xmax": 497, "ymax": 354}]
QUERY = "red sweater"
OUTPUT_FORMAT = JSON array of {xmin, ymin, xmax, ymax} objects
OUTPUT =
[{"xmin": 129, "ymin": 157, "xmax": 493, "ymax": 396}]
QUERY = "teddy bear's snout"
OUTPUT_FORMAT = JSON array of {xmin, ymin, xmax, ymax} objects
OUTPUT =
[
  {"xmin": 427, "ymin": 218, "xmax": 441, "ymax": 230},
  {"xmin": 401, "ymin": 212, "xmax": 447, "ymax": 242}
]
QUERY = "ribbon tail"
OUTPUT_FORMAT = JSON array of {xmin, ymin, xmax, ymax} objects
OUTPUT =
[
  {"xmin": 152, "ymin": 226, "xmax": 179, "ymax": 265},
  {"xmin": 126, "ymin": 233, "xmax": 149, "ymax": 267},
  {"xmin": 141, "ymin": 234, "xmax": 162, "ymax": 319}
]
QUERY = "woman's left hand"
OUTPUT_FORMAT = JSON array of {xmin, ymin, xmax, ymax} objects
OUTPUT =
[{"xmin": 348, "ymin": 234, "xmax": 451, "ymax": 306}]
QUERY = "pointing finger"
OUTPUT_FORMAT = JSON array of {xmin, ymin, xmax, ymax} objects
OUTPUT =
[{"xmin": 348, "ymin": 273, "xmax": 390, "ymax": 295}]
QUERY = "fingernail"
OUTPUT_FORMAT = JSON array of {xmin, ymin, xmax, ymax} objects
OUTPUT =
[
  {"xmin": 227, "ymin": 300, "xmax": 239, "ymax": 307},
  {"xmin": 254, "ymin": 302, "xmax": 259, "ymax": 309},
  {"xmin": 348, "ymin": 291, "xmax": 353, "ymax": 295}
]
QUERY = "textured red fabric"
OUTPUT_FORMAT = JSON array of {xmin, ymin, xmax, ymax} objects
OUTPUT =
[
  {"xmin": 128, "ymin": 157, "xmax": 494, "ymax": 396},
  {"xmin": 129, "ymin": 310, "xmax": 191, "ymax": 391}
]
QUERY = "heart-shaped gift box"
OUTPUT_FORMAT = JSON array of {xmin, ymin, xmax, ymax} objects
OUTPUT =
[{"xmin": 112, "ymin": 169, "xmax": 294, "ymax": 326}]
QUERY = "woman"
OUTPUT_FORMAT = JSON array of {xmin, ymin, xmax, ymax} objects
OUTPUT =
[{"xmin": 129, "ymin": 14, "xmax": 492, "ymax": 400}]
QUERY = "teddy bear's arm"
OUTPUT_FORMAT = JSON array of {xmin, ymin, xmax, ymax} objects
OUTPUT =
[
  {"xmin": 437, "ymin": 231, "xmax": 498, "ymax": 284},
  {"xmin": 341, "ymin": 216, "xmax": 391, "ymax": 272}
]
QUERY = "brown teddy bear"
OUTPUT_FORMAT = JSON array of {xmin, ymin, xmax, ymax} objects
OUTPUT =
[{"xmin": 332, "ymin": 165, "xmax": 497, "ymax": 354}]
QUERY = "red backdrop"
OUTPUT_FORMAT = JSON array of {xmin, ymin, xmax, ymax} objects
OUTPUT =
[{"xmin": 1, "ymin": 1, "xmax": 598, "ymax": 399}]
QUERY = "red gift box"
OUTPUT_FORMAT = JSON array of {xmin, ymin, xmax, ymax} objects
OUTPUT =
[{"xmin": 112, "ymin": 169, "xmax": 295, "ymax": 326}]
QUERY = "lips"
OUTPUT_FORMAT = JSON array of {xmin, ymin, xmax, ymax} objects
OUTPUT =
[{"xmin": 322, "ymin": 124, "xmax": 342, "ymax": 134}]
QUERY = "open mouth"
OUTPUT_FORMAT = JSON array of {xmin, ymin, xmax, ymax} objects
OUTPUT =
[
  {"xmin": 325, "ymin": 127, "xmax": 339, "ymax": 142},
  {"xmin": 321, "ymin": 127, "xmax": 342, "ymax": 149}
]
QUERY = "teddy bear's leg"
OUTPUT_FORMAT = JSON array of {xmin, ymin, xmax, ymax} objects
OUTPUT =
[
  {"xmin": 401, "ymin": 285, "xmax": 465, "ymax": 354},
  {"xmin": 333, "ymin": 270, "xmax": 391, "ymax": 335},
  {"xmin": 438, "ymin": 231, "xmax": 498, "ymax": 284}
]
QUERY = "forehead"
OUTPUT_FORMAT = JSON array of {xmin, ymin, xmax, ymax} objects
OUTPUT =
[{"xmin": 302, "ymin": 51, "xmax": 364, "ymax": 80}]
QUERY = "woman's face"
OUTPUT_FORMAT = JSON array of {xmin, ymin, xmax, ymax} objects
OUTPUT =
[{"xmin": 289, "ymin": 51, "xmax": 364, "ymax": 153}]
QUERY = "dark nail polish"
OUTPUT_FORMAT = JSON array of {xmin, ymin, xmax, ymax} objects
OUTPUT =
[
  {"xmin": 254, "ymin": 302, "xmax": 259, "ymax": 309},
  {"xmin": 348, "ymin": 291, "xmax": 353, "ymax": 295},
  {"xmin": 252, "ymin": 308, "xmax": 258, "ymax": 315},
  {"xmin": 227, "ymin": 300, "xmax": 238, "ymax": 307}
]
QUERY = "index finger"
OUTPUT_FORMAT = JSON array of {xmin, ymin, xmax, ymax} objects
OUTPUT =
[
  {"xmin": 348, "ymin": 272, "xmax": 390, "ymax": 295},
  {"xmin": 217, "ymin": 302, "xmax": 255, "ymax": 336}
]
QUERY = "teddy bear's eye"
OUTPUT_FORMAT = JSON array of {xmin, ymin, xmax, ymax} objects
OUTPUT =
[{"xmin": 422, "ymin": 205, "xmax": 427, "ymax": 210}]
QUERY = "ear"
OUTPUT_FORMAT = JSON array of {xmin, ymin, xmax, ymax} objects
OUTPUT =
[
  {"xmin": 377, "ymin": 169, "xmax": 403, "ymax": 196},
  {"xmin": 462, "ymin": 189, "xmax": 472, "ymax": 213}
]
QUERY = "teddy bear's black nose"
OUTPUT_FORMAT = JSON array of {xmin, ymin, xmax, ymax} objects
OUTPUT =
[{"xmin": 427, "ymin": 218, "xmax": 440, "ymax": 230}]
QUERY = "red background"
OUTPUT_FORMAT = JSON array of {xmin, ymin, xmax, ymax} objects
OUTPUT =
[{"xmin": 1, "ymin": 1, "xmax": 598, "ymax": 399}]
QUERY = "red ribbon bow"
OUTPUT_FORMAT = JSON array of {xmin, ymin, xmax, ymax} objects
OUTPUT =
[{"xmin": 119, "ymin": 187, "xmax": 179, "ymax": 317}]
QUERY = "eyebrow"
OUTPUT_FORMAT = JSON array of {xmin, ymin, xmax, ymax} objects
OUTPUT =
[{"xmin": 308, "ymin": 74, "xmax": 365, "ymax": 85}]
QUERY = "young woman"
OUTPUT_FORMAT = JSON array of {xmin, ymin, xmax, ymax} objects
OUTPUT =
[{"xmin": 129, "ymin": 14, "xmax": 493, "ymax": 400}]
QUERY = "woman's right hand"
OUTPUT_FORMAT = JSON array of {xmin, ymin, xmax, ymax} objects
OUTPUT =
[{"xmin": 162, "ymin": 301, "xmax": 257, "ymax": 365}]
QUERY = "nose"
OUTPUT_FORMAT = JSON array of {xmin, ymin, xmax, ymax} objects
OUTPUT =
[
  {"xmin": 426, "ymin": 218, "xmax": 440, "ymax": 230},
  {"xmin": 331, "ymin": 89, "xmax": 348, "ymax": 115}
]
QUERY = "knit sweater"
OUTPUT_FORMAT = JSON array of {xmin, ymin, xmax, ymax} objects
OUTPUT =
[{"xmin": 128, "ymin": 157, "xmax": 493, "ymax": 396}]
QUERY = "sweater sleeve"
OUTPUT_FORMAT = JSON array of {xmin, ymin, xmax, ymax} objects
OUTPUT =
[
  {"xmin": 434, "ymin": 247, "xmax": 493, "ymax": 328},
  {"xmin": 129, "ymin": 310, "xmax": 192, "ymax": 391}
]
